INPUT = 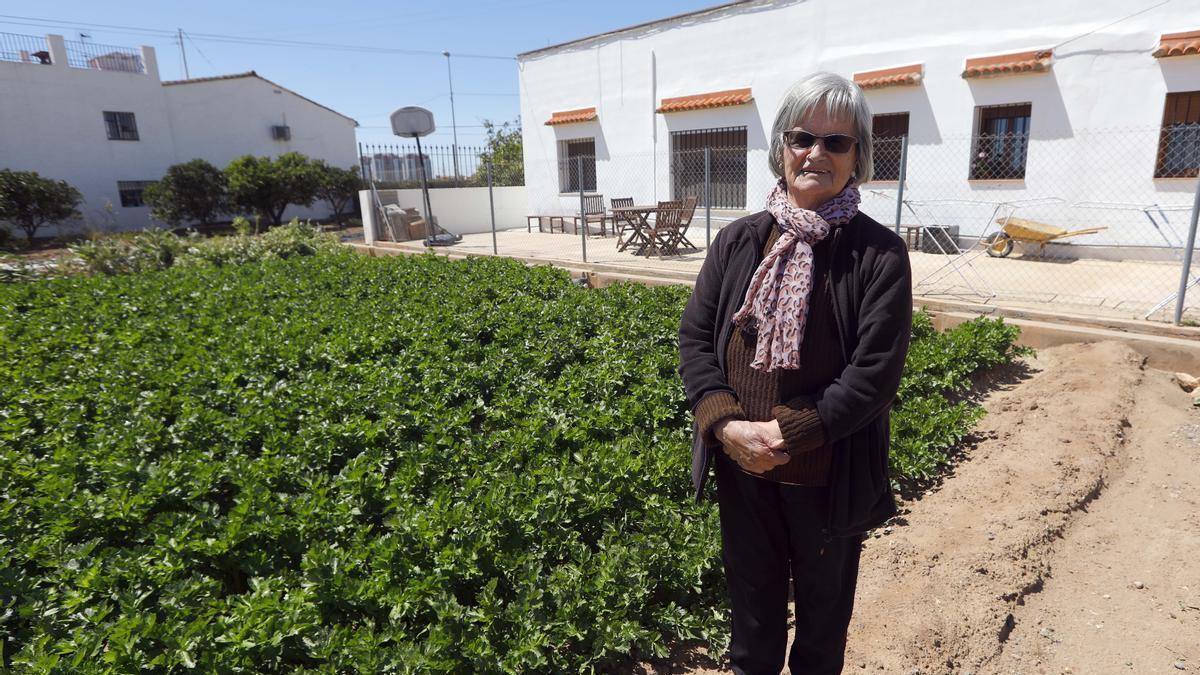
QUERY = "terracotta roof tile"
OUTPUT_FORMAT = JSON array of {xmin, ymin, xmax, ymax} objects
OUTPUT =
[
  {"xmin": 1154, "ymin": 29, "xmax": 1200, "ymax": 58},
  {"xmin": 962, "ymin": 49, "xmax": 1053, "ymax": 79},
  {"xmin": 854, "ymin": 64, "xmax": 923, "ymax": 90},
  {"xmin": 657, "ymin": 87, "xmax": 752, "ymax": 113},
  {"xmin": 544, "ymin": 107, "xmax": 598, "ymax": 125}
]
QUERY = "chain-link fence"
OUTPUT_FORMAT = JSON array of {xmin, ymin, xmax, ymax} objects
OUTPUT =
[{"xmin": 362, "ymin": 126, "xmax": 1199, "ymax": 325}]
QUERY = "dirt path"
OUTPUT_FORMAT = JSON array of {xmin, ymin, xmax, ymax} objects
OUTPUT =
[{"xmin": 671, "ymin": 341, "xmax": 1200, "ymax": 674}]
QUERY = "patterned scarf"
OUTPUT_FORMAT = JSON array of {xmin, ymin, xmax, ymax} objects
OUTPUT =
[{"xmin": 731, "ymin": 178, "xmax": 860, "ymax": 372}]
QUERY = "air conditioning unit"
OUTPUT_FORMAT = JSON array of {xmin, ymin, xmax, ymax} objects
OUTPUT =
[{"xmin": 271, "ymin": 125, "xmax": 291, "ymax": 141}]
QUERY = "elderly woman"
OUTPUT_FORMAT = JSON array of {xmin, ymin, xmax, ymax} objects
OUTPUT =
[{"xmin": 678, "ymin": 72, "xmax": 912, "ymax": 674}]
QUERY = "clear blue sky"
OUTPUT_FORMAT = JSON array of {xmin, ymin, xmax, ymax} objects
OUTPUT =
[{"xmin": 1, "ymin": 1, "xmax": 719, "ymax": 153}]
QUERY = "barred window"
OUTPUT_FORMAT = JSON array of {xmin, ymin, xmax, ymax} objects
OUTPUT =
[
  {"xmin": 871, "ymin": 113, "xmax": 910, "ymax": 181},
  {"xmin": 103, "ymin": 111, "xmax": 139, "ymax": 141},
  {"xmin": 557, "ymin": 138, "xmax": 596, "ymax": 193},
  {"xmin": 1155, "ymin": 91, "xmax": 1200, "ymax": 178},
  {"xmin": 118, "ymin": 180, "xmax": 154, "ymax": 207},
  {"xmin": 669, "ymin": 126, "xmax": 747, "ymax": 209},
  {"xmin": 969, "ymin": 103, "xmax": 1031, "ymax": 180}
]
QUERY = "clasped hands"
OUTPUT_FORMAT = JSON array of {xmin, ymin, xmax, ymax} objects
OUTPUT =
[{"xmin": 714, "ymin": 419, "xmax": 790, "ymax": 474}]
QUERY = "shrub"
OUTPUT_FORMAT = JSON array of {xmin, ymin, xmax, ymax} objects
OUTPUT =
[
  {"xmin": 143, "ymin": 159, "xmax": 229, "ymax": 228},
  {"xmin": 226, "ymin": 153, "xmax": 321, "ymax": 227},
  {"xmin": 314, "ymin": 163, "xmax": 362, "ymax": 226},
  {"xmin": 67, "ymin": 228, "xmax": 189, "ymax": 275},
  {"xmin": 0, "ymin": 169, "xmax": 82, "ymax": 245}
]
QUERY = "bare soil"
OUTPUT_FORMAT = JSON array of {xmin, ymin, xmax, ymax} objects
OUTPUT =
[{"xmin": 666, "ymin": 341, "xmax": 1200, "ymax": 674}]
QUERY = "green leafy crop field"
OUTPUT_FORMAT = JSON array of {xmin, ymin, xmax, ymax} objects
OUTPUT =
[{"xmin": 0, "ymin": 253, "xmax": 1023, "ymax": 673}]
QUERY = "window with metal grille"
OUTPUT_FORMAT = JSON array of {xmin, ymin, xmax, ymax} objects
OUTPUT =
[
  {"xmin": 117, "ymin": 180, "xmax": 154, "ymax": 207},
  {"xmin": 103, "ymin": 111, "xmax": 139, "ymax": 141},
  {"xmin": 557, "ymin": 138, "xmax": 596, "ymax": 193},
  {"xmin": 871, "ymin": 113, "xmax": 910, "ymax": 181},
  {"xmin": 670, "ymin": 126, "xmax": 747, "ymax": 209},
  {"xmin": 1156, "ymin": 91, "xmax": 1200, "ymax": 178},
  {"xmin": 969, "ymin": 103, "xmax": 1031, "ymax": 180}
]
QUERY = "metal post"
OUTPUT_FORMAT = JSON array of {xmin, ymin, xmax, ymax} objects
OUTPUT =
[
  {"xmin": 894, "ymin": 134, "xmax": 909, "ymax": 236},
  {"xmin": 415, "ymin": 135, "xmax": 435, "ymax": 245},
  {"xmin": 704, "ymin": 146, "xmax": 713, "ymax": 249},
  {"xmin": 578, "ymin": 156, "xmax": 588, "ymax": 263},
  {"xmin": 1174, "ymin": 177, "xmax": 1200, "ymax": 325},
  {"xmin": 487, "ymin": 160, "xmax": 498, "ymax": 256},
  {"xmin": 443, "ymin": 51, "xmax": 460, "ymax": 186}
]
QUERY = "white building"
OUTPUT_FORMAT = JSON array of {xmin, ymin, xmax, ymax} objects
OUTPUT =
[
  {"xmin": 517, "ymin": 0, "xmax": 1200, "ymax": 256},
  {"xmin": 0, "ymin": 32, "xmax": 358, "ymax": 234}
]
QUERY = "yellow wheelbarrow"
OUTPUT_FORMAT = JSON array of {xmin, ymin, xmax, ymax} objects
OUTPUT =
[{"xmin": 984, "ymin": 216, "xmax": 1107, "ymax": 258}]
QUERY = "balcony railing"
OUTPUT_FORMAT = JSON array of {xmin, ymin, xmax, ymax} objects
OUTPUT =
[
  {"xmin": 0, "ymin": 32, "xmax": 51, "ymax": 65},
  {"xmin": 65, "ymin": 38, "xmax": 145, "ymax": 73}
]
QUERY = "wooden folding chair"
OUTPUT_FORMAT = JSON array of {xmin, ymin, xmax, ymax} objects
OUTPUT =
[
  {"xmin": 610, "ymin": 197, "xmax": 636, "ymax": 248},
  {"xmin": 649, "ymin": 200, "xmax": 682, "ymax": 257},
  {"xmin": 670, "ymin": 196, "xmax": 700, "ymax": 252}
]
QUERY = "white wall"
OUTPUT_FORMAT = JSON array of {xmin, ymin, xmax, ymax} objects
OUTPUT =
[
  {"xmin": 0, "ymin": 37, "xmax": 175, "ymax": 233},
  {"xmin": 0, "ymin": 35, "xmax": 358, "ymax": 237},
  {"xmin": 518, "ymin": 0, "xmax": 1200, "ymax": 249},
  {"xmin": 360, "ymin": 186, "xmax": 527, "ymax": 242}
]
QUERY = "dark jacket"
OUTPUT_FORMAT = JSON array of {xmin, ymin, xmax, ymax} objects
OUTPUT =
[{"xmin": 678, "ymin": 209, "xmax": 913, "ymax": 537}]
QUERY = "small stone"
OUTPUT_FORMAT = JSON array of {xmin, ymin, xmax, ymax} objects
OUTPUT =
[
  {"xmin": 1134, "ymin": 581, "xmax": 1145, "ymax": 589},
  {"xmin": 1039, "ymin": 627, "xmax": 1054, "ymax": 638},
  {"xmin": 1103, "ymin": 594, "xmax": 1111, "ymax": 599},
  {"xmin": 1174, "ymin": 661, "xmax": 1186, "ymax": 671},
  {"xmin": 1125, "ymin": 662, "xmax": 1133, "ymax": 668},
  {"xmin": 1175, "ymin": 372, "xmax": 1200, "ymax": 392},
  {"xmin": 883, "ymin": 526, "xmax": 893, "ymax": 534},
  {"xmin": 1193, "ymin": 395, "xmax": 1200, "ymax": 407}
]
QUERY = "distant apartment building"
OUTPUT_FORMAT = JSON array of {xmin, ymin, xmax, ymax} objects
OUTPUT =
[
  {"xmin": 367, "ymin": 152, "xmax": 432, "ymax": 182},
  {"xmin": 0, "ymin": 32, "xmax": 359, "ymax": 234}
]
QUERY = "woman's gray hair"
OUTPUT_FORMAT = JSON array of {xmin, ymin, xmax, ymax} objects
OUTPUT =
[{"xmin": 768, "ymin": 72, "xmax": 874, "ymax": 184}]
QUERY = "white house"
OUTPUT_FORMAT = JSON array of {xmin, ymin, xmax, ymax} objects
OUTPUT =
[
  {"xmin": 0, "ymin": 33, "xmax": 358, "ymax": 235},
  {"xmin": 517, "ymin": 0, "xmax": 1200, "ymax": 256}
]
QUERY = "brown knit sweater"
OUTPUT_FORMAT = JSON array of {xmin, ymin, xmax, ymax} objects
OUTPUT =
[{"xmin": 692, "ymin": 223, "xmax": 843, "ymax": 485}]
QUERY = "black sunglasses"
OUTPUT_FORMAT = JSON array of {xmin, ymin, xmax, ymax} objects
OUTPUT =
[{"xmin": 782, "ymin": 129, "xmax": 858, "ymax": 154}]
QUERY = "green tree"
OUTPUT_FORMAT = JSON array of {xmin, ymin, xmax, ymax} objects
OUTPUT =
[
  {"xmin": 225, "ymin": 152, "xmax": 320, "ymax": 227},
  {"xmin": 314, "ymin": 163, "xmax": 362, "ymax": 226},
  {"xmin": 0, "ymin": 169, "xmax": 82, "ymax": 245},
  {"xmin": 476, "ymin": 118, "xmax": 523, "ymax": 186},
  {"xmin": 143, "ymin": 159, "xmax": 229, "ymax": 228}
]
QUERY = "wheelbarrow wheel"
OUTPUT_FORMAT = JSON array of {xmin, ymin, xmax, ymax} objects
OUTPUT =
[{"xmin": 984, "ymin": 232, "xmax": 1013, "ymax": 258}]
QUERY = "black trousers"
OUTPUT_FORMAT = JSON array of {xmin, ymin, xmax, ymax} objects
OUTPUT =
[{"xmin": 714, "ymin": 453, "xmax": 863, "ymax": 675}]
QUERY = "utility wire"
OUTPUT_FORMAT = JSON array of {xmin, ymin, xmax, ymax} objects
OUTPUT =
[
  {"xmin": 1053, "ymin": 0, "xmax": 1172, "ymax": 49},
  {"xmin": 0, "ymin": 14, "xmax": 515, "ymax": 60},
  {"xmin": 183, "ymin": 30, "xmax": 219, "ymax": 74}
]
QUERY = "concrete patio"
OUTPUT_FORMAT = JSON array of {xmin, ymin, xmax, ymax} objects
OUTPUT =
[{"xmin": 367, "ymin": 225, "xmax": 1199, "ymax": 325}]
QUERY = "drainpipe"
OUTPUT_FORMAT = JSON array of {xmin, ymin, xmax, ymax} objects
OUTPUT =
[{"xmin": 651, "ymin": 50, "xmax": 657, "ymax": 203}]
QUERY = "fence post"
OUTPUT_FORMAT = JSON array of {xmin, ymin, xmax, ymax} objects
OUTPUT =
[
  {"xmin": 487, "ymin": 160, "xmax": 498, "ymax": 256},
  {"xmin": 578, "ymin": 156, "xmax": 588, "ymax": 263},
  {"xmin": 894, "ymin": 134, "xmax": 909, "ymax": 236},
  {"xmin": 705, "ymin": 146, "xmax": 712, "ymax": 249},
  {"xmin": 1175, "ymin": 177, "xmax": 1200, "ymax": 325}
]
